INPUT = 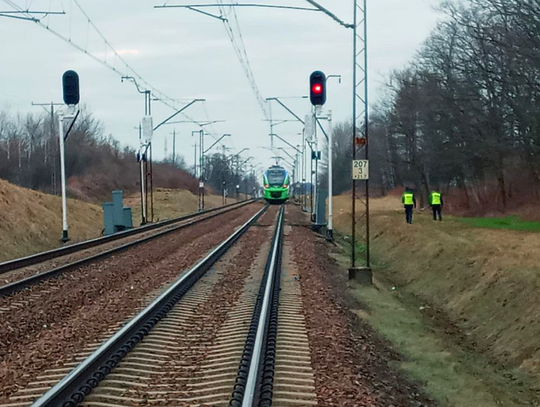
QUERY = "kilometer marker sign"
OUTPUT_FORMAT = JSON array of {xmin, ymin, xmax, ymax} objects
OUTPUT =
[{"xmin": 352, "ymin": 160, "xmax": 369, "ymax": 180}]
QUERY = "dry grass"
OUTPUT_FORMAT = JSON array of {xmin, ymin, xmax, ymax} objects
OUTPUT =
[
  {"xmin": 0, "ymin": 182, "xmax": 240, "ymax": 262},
  {"xmin": 333, "ymin": 193, "xmax": 540, "ymax": 380},
  {"xmin": 0, "ymin": 179, "xmax": 102, "ymax": 262},
  {"xmin": 125, "ymin": 188, "xmax": 238, "ymax": 226}
]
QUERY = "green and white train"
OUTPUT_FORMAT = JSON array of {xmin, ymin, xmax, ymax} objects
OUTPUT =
[{"xmin": 263, "ymin": 165, "xmax": 290, "ymax": 204}]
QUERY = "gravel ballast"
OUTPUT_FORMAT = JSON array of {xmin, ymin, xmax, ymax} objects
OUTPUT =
[
  {"xmin": 286, "ymin": 205, "xmax": 434, "ymax": 407},
  {"xmin": 0, "ymin": 203, "xmax": 262, "ymax": 401}
]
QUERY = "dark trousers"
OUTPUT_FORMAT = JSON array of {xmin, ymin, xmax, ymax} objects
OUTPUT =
[
  {"xmin": 404, "ymin": 205, "xmax": 414, "ymax": 224},
  {"xmin": 432, "ymin": 205, "xmax": 442, "ymax": 221}
]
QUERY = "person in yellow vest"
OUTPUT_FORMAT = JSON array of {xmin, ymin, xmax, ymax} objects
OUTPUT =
[
  {"xmin": 429, "ymin": 190, "xmax": 443, "ymax": 221},
  {"xmin": 402, "ymin": 188, "xmax": 417, "ymax": 224}
]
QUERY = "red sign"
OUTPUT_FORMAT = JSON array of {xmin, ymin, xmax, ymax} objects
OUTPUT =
[{"xmin": 355, "ymin": 137, "xmax": 367, "ymax": 146}]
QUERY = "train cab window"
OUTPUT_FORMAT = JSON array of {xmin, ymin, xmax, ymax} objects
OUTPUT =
[{"xmin": 267, "ymin": 169, "xmax": 286, "ymax": 186}]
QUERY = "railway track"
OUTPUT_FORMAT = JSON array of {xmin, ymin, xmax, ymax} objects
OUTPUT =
[
  {"xmin": 0, "ymin": 199, "xmax": 255, "ymax": 276},
  {"xmin": 3, "ymin": 205, "xmax": 318, "ymax": 407},
  {"xmin": 0, "ymin": 199, "xmax": 257, "ymax": 297}
]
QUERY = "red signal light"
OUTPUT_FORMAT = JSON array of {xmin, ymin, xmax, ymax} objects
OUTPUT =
[{"xmin": 310, "ymin": 71, "xmax": 327, "ymax": 105}]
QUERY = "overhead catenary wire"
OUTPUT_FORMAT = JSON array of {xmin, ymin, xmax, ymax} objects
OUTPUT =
[
  {"xmin": 216, "ymin": 0, "xmax": 269, "ymax": 121},
  {"xmin": 4, "ymin": 0, "xmax": 209, "ymax": 129}
]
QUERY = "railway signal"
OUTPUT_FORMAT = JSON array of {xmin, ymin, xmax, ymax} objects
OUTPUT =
[
  {"xmin": 62, "ymin": 70, "xmax": 80, "ymax": 105},
  {"xmin": 59, "ymin": 70, "xmax": 81, "ymax": 242},
  {"xmin": 309, "ymin": 71, "xmax": 327, "ymax": 106}
]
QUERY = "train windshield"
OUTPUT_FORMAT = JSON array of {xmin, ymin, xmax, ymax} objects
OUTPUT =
[{"xmin": 266, "ymin": 169, "xmax": 287, "ymax": 186}]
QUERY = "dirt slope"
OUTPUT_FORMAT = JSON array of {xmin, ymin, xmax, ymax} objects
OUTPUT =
[
  {"xmin": 125, "ymin": 188, "xmax": 238, "ymax": 226},
  {"xmin": 0, "ymin": 180, "xmax": 241, "ymax": 263},
  {"xmin": 333, "ymin": 194, "xmax": 540, "ymax": 380},
  {"xmin": 0, "ymin": 179, "xmax": 102, "ymax": 262}
]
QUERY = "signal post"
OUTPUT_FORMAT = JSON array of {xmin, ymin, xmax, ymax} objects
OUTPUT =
[{"xmin": 59, "ymin": 70, "xmax": 80, "ymax": 243}]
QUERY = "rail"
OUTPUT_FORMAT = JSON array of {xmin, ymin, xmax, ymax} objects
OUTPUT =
[
  {"xmin": 0, "ymin": 198, "xmax": 257, "ymax": 275},
  {"xmin": 30, "ymin": 204, "xmax": 269, "ymax": 407},
  {"xmin": 0, "ymin": 199, "xmax": 259, "ymax": 297},
  {"xmin": 230, "ymin": 205, "xmax": 285, "ymax": 407}
]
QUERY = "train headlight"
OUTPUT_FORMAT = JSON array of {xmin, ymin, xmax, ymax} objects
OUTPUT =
[
  {"xmin": 283, "ymin": 184, "xmax": 289, "ymax": 188},
  {"xmin": 264, "ymin": 184, "xmax": 269, "ymax": 188}
]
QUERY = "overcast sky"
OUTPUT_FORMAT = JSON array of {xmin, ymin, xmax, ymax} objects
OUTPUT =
[{"xmin": 1, "ymin": 0, "xmax": 440, "ymax": 175}]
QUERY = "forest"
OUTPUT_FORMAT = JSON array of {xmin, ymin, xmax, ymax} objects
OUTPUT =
[{"xmin": 331, "ymin": 0, "xmax": 540, "ymax": 214}]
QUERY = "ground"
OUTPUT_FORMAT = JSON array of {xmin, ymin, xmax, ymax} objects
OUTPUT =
[
  {"xmin": 332, "ymin": 194, "xmax": 540, "ymax": 406},
  {"xmin": 0, "ymin": 180, "xmax": 232, "ymax": 262},
  {"xmin": 287, "ymin": 204, "xmax": 434, "ymax": 406},
  {"xmin": 125, "ymin": 188, "xmax": 238, "ymax": 226},
  {"xmin": 0, "ymin": 179, "xmax": 102, "ymax": 262},
  {"xmin": 6, "ymin": 178, "xmax": 540, "ymax": 405}
]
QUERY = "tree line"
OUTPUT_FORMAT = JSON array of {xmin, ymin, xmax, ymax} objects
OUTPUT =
[
  {"xmin": 0, "ymin": 107, "xmax": 260, "ymax": 201},
  {"xmin": 0, "ymin": 108, "xmax": 196, "ymax": 200},
  {"xmin": 203, "ymin": 153, "xmax": 258, "ymax": 197},
  {"xmin": 331, "ymin": 0, "xmax": 540, "ymax": 213}
]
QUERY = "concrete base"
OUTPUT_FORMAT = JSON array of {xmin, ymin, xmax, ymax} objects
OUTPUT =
[
  {"xmin": 325, "ymin": 229, "xmax": 334, "ymax": 242},
  {"xmin": 348, "ymin": 267, "xmax": 372, "ymax": 285},
  {"xmin": 311, "ymin": 223, "xmax": 327, "ymax": 233}
]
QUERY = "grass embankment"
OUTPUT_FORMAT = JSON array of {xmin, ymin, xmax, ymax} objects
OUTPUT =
[
  {"xmin": 333, "ymin": 195, "xmax": 540, "ymax": 406},
  {"xmin": 125, "ymin": 188, "xmax": 238, "ymax": 226},
  {"xmin": 0, "ymin": 179, "xmax": 102, "ymax": 262},
  {"xmin": 457, "ymin": 215, "xmax": 540, "ymax": 232},
  {"xmin": 0, "ymin": 180, "xmax": 235, "ymax": 262}
]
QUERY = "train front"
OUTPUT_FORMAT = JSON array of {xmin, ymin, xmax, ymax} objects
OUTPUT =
[{"xmin": 263, "ymin": 166, "xmax": 290, "ymax": 204}]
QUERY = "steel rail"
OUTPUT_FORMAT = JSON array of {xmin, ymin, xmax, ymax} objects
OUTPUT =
[
  {"xmin": 0, "ymin": 200, "xmax": 259, "ymax": 297},
  {"xmin": 30, "ymin": 205, "xmax": 268, "ymax": 407},
  {"xmin": 0, "ymin": 198, "xmax": 256, "ymax": 275},
  {"xmin": 230, "ymin": 205, "xmax": 285, "ymax": 407}
]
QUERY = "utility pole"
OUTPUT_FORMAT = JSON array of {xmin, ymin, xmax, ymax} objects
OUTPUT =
[
  {"xmin": 302, "ymin": 129, "xmax": 307, "ymax": 211},
  {"xmin": 58, "ymin": 114, "xmax": 68, "ymax": 242},
  {"xmin": 193, "ymin": 130, "xmax": 205, "ymax": 211},
  {"xmin": 125, "ymin": 79, "xmax": 151, "ymax": 225},
  {"xmin": 200, "ymin": 131, "xmax": 205, "ymax": 210},
  {"xmin": 32, "ymin": 102, "xmax": 63, "ymax": 194},
  {"xmin": 136, "ymin": 125, "xmax": 146, "ymax": 225},
  {"xmin": 327, "ymin": 111, "xmax": 334, "ymax": 240},
  {"xmin": 58, "ymin": 106, "xmax": 80, "ymax": 243},
  {"xmin": 58, "ymin": 70, "xmax": 80, "ymax": 243},
  {"xmin": 164, "ymin": 137, "xmax": 168, "ymax": 160},
  {"xmin": 192, "ymin": 142, "xmax": 198, "ymax": 177},
  {"xmin": 312, "ymin": 107, "xmax": 320, "ymax": 224},
  {"xmin": 350, "ymin": 0, "xmax": 371, "ymax": 279},
  {"xmin": 172, "ymin": 130, "xmax": 176, "ymax": 166},
  {"xmin": 251, "ymin": 164, "xmax": 255, "ymax": 198},
  {"xmin": 222, "ymin": 145, "xmax": 227, "ymax": 205}
]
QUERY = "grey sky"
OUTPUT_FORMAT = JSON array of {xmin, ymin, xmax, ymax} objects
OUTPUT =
[{"xmin": 1, "ymin": 0, "xmax": 440, "ymax": 175}]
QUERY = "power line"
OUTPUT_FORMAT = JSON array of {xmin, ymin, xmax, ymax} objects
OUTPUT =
[
  {"xmin": 217, "ymin": 0, "xmax": 269, "ymax": 120},
  {"xmin": 4, "ymin": 0, "xmax": 209, "ymax": 129}
]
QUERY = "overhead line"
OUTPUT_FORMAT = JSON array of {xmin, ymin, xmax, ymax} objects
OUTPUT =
[
  {"xmin": 217, "ymin": 0, "xmax": 269, "ymax": 120},
  {"xmin": 155, "ymin": 3, "xmax": 319, "ymax": 12},
  {"xmin": 5, "ymin": 0, "xmax": 209, "ymax": 129}
]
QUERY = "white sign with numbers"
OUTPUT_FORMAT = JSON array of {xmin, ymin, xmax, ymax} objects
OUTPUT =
[{"xmin": 352, "ymin": 160, "xmax": 369, "ymax": 180}]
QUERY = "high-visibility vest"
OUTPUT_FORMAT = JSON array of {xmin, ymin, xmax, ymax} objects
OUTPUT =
[
  {"xmin": 431, "ymin": 192, "xmax": 441, "ymax": 205},
  {"xmin": 403, "ymin": 192, "xmax": 414, "ymax": 205}
]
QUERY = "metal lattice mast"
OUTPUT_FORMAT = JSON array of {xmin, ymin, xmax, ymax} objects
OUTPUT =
[{"xmin": 351, "ymin": 0, "xmax": 370, "ymax": 269}]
